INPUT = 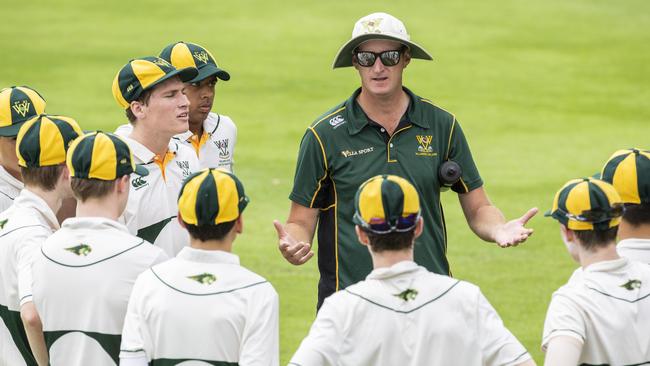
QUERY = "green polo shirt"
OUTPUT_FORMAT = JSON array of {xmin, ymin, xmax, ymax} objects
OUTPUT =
[{"xmin": 290, "ymin": 87, "xmax": 483, "ymax": 307}]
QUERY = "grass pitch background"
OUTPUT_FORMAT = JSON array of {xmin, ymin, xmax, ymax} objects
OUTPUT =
[{"xmin": 2, "ymin": 0, "xmax": 649, "ymax": 363}]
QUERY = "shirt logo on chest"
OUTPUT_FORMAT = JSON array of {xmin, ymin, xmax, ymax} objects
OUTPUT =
[
  {"xmin": 415, "ymin": 135, "xmax": 437, "ymax": 157},
  {"xmin": 176, "ymin": 160, "xmax": 191, "ymax": 178},
  {"xmin": 214, "ymin": 139, "xmax": 230, "ymax": 159},
  {"xmin": 341, "ymin": 146, "xmax": 374, "ymax": 158},
  {"xmin": 132, "ymin": 176, "xmax": 149, "ymax": 190},
  {"xmin": 329, "ymin": 115, "xmax": 346, "ymax": 128}
]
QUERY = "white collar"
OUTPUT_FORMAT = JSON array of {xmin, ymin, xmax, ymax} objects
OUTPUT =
[
  {"xmin": 0, "ymin": 166, "xmax": 23, "ymax": 190},
  {"xmin": 618, "ymin": 238, "xmax": 650, "ymax": 248},
  {"xmin": 61, "ymin": 216, "xmax": 130, "ymax": 233},
  {"xmin": 121, "ymin": 136, "xmax": 178, "ymax": 164},
  {"xmin": 14, "ymin": 189, "xmax": 59, "ymax": 230},
  {"xmin": 177, "ymin": 246, "xmax": 240, "ymax": 265},
  {"xmin": 366, "ymin": 260, "xmax": 421, "ymax": 280},
  {"xmin": 583, "ymin": 257, "xmax": 630, "ymax": 273},
  {"xmin": 175, "ymin": 113, "xmax": 219, "ymax": 141}
]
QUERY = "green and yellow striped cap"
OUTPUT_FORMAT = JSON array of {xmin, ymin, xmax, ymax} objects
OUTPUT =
[
  {"xmin": 16, "ymin": 114, "xmax": 83, "ymax": 168},
  {"xmin": 67, "ymin": 131, "xmax": 148, "ymax": 180},
  {"xmin": 111, "ymin": 56, "xmax": 198, "ymax": 109},
  {"xmin": 601, "ymin": 148, "xmax": 650, "ymax": 205},
  {"xmin": 353, "ymin": 175, "xmax": 421, "ymax": 234},
  {"xmin": 546, "ymin": 177, "xmax": 624, "ymax": 231},
  {"xmin": 159, "ymin": 41, "xmax": 230, "ymax": 83},
  {"xmin": 0, "ymin": 86, "xmax": 46, "ymax": 137},
  {"xmin": 178, "ymin": 168, "xmax": 249, "ymax": 226}
]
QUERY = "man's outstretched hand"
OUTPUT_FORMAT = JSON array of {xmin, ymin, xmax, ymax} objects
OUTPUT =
[
  {"xmin": 494, "ymin": 208, "xmax": 538, "ymax": 248},
  {"xmin": 274, "ymin": 220, "xmax": 315, "ymax": 265}
]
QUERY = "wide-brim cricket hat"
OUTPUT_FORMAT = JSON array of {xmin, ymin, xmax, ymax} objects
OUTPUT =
[
  {"xmin": 67, "ymin": 131, "xmax": 148, "ymax": 180},
  {"xmin": 112, "ymin": 56, "xmax": 199, "ymax": 109},
  {"xmin": 600, "ymin": 148, "xmax": 650, "ymax": 205},
  {"xmin": 159, "ymin": 41, "xmax": 230, "ymax": 83},
  {"xmin": 178, "ymin": 168, "xmax": 249, "ymax": 226},
  {"xmin": 17, "ymin": 114, "xmax": 83, "ymax": 168},
  {"xmin": 353, "ymin": 174, "xmax": 421, "ymax": 234},
  {"xmin": 545, "ymin": 177, "xmax": 624, "ymax": 231},
  {"xmin": 333, "ymin": 12, "xmax": 433, "ymax": 69},
  {"xmin": 0, "ymin": 86, "xmax": 46, "ymax": 137}
]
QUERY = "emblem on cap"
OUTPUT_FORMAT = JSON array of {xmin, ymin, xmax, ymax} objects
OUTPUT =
[
  {"xmin": 152, "ymin": 58, "xmax": 172, "ymax": 67},
  {"xmin": 362, "ymin": 18, "xmax": 383, "ymax": 33},
  {"xmin": 193, "ymin": 51, "xmax": 210, "ymax": 64},
  {"xmin": 12, "ymin": 100, "xmax": 31, "ymax": 117}
]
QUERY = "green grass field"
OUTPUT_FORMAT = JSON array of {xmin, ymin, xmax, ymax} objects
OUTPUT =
[{"xmin": 2, "ymin": 0, "xmax": 649, "ymax": 363}]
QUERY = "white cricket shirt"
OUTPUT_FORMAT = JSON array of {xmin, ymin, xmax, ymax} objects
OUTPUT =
[
  {"xmin": 0, "ymin": 189, "xmax": 59, "ymax": 366},
  {"xmin": 289, "ymin": 261, "xmax": 531, "ymax": 366},
  {"xmin": 542, "ymin": 257, "xmax": 650, "ymax": 364},
  {"xmin": 115, "ymin": 112, "xmax": 237, "ymax": 172},
  {"xmin": 120, "ymin": 247, "xmax": 279, "ymax": 366},
  {"xmin": 120, "ymin": 137, "xmax": 199, "ymax": 257},
  {"xmin": 617, "ymin": 238, "xmax": 650, "ymax": 265},
  {"xmin": 0, "ymin": 166, "xmax": 23, "ymax": 213},
  {"xmin": 32, "ymin": 217, "xmax": 167, "ymax": 366}
]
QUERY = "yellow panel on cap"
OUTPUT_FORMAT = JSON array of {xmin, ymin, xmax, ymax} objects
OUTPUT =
[
  {"xmin": 358, "ymin": 177, "xmax": 386, "ymax": 222},
  {"xmin": 214, "ymin": 170, "xmax": 239, "ymax": 224},
  {"xmin": 66, "ymin": 133, "xmax": 83, "ymax": 177},
  {"xmin": 565, "ymin": 181, "xmax": 593, "ymax": 230},
  {"xmin": 170, "ymin": 43, "xmax": 197, "ymax": 69},
  {"xmin": 612, "ymin": 153, "xmax": 640, "ymax": 204},
  {"xmin": 17, "ymin": 87, "xmax": 46, "ymax": 115},
  {"xmin": 90, "ymin": 133, "xmax": 118, "ymax": 180},
  {"xmin": 0, "ymin": 88, "xmax": 13, "ymax": 126},
  {"xmin": 386, "ymin": 175, "xmax": 419, "ymax": 216},
  {"xmin": 39, "ymin": 117, "xmax": 66, "ymax": 166},
  {"xmin": 131, "ymin": 59, "xmax": 166, "ymax": 89},
  {"xmin": 112, "ymin": 73, "xmax": 129, "ymax": 109},
  {"xmin": 178, "ymin": 170, "xmax": 211, "ymax": 225}
]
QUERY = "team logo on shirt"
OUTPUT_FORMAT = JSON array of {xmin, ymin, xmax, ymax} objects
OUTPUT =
[
  {"xmin": 12, "ymin": 100, "xmax": 31, "ymax": 117},
  {"xmin": 65, "ymin": 244, "xmax": 92, "ymax": 256},
  {"xmin": 132, "ymin": 176, "xmax": 149, "ymax": 190},
  {"xmin": 393, "ymin": 288, "xmax": 418, "ymax": 302},
  {"xmin": 0, "ymin": 219, "xmax": 7, "ymax": 229},
  {"xmin": 415, "ymin": 135, "xmax": 436, "ymax": 157},
  {"xmin": 620, "ymin": 279, "xmax": 642, "ymax": 291},
  {"xmin": 329, "ymin": 115, "xmax": 346, "ymax": 128},
  {"xmin": 341, "ymin": 146, "xmax": 374, "ymax": 158},
  {"xmin": 176, "ymin": 160, "xmax": 191, "ymax": 178},
  {"xmin": 214, "ymin": 139, "xmax": 230, "ymax": 159},
  {"xmin": 187, "ymin": 273, "xmax": 217, "ymax": 285}
]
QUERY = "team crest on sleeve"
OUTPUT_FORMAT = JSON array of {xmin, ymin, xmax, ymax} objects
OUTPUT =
[
  {"xmin": 415, "ymin": 135, "xmax": 436, "ymax": 157},
  {"xmin": 187, "ymin": 273, "xmax": 217, "ymax": 285},
  {"xmin": 393, "ymin": 288, "xmax": 418, "ymax": 302},
  {"xmin": 620, "ymin": 279, "xmax": 642, "ymax": 291},
  {"xmin": 65, "ymin": 244, "xmax": 92, "ymax": 256},
  {"xmin": 12, "ymin": 100, "xmax": 31, "ymax": 117}
]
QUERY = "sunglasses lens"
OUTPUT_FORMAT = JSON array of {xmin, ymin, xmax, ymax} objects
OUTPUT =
[
  {"xmin": 356, "ymin": 52, "xmax": 377, "ymax": 67},
  {"xmin": 380, "ymin": 50, "xmax": 401, "ymax": 66}
]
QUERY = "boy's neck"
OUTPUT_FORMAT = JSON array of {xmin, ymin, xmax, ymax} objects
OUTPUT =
[
  {"xmin": 617, "ymin": 219, "xmax": 650, "ymax": 241},
  {"xmin": 26, "ymin": 185, "xmax": 63, "ymax": 218},
  {"xmin": 129, "ymin": 123, "xmax": 173, "ymax": 157},
  {"xmin": 75, "ymin": 196, "xmax": 122, "ymax": 221},
  {"xmin": 190, "ymin": 237, "xmax": 233, "ymax": 252},
  {"xmin": 370, "ymin": 248, "xmax": 413, "ymax": 269},
  {"xmin": 579, "ymin": 241, "xmax": 620, "ymax": 268}
]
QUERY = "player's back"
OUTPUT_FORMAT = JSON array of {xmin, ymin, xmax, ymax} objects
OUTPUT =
[
  {"xmin": 32, "ymin": 217, "xmax": 167, "ymax": 366},
  {"xmin": 544, "ymin": 258, "xmax": 650, "ymax": 364},
  {"xmin": 120, "ymin": 248, "xmax": 279, "ymax": 364},
  {"xmin": 290, "ymin": 261, "xmax": 530, "ymax": 366}
]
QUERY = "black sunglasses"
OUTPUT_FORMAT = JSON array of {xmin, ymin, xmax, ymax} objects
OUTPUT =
[{"xmin": 353, "ymin": 48, "xmax": 404, "ymax": 67}]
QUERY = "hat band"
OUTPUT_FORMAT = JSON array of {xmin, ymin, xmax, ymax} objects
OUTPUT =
[{"xmin": 356, "ymin": 212, "xmax": 419, "ymax": 234}]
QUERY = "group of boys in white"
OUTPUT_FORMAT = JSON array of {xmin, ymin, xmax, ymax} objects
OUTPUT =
[{"xmin": 1, "ymin": 11, "xmax": 649, "ymax": 366}]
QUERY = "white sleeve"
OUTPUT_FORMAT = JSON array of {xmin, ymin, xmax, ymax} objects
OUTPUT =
[
  {"xmin": 541, "ymin": 292, "xmax": 585, "ymax": 352},
  {"xmin": 239, "ymin": 283, "xmax": 279, "ymax": 366},
  {"xmin": 229, "ymin": 117, "xmax": 237, "ymax": 172},
  {"xmin": 543, "ymin": 336, "xmax": 583, "ymax": 366},
  {"xmin": 119, "ymin": 355, "xmax": 148, "ymax": 366},
  {"xmin": 476, "ymin": 290, "xmax": 532, "ymax": 366},
  {"xmin": 119, "ymin": 275, "xmax": 149, "ymax": 361},
  {"xmin": 289, "ymin": 295, "xmax": 346, "ymax": 366},
  {"xmin": 17, "ymin": 231, "xmax": 48, "ymax": 306}
]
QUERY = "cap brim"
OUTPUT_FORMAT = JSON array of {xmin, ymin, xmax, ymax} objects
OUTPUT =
[
  {"xmin": 544, "ymin": 209, "xmax": 553, "ymax": 217},
  {"xmin": 0, "ymin": 121, "xmax": 25, "ymax": 137},
  {"xmin": 143, "ymin": 67, "xmax": 199, "ymax": 92},
  {"xmin": 133, "ymin": 164, "xmax": 149, "ymax": 177},
  {"xmin": 191, "ymin": 64, "xmax": 230, "ymax": 83},
  {"xmin": 332, "ymin": 33, "xmax": 433, "ymax": 69}
]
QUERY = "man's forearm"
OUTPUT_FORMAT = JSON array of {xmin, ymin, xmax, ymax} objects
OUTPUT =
[{"xmin": 467, "ymin": 204, "xmax": 505, "ymax": 242}]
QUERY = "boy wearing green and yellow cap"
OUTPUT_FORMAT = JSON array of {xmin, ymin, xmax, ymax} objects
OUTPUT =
[
  {"xmin": 0, "ymin": 114, "xmax": 82, "ymax": 366},
  {"xmin": 32, "ymin": 131, "xmax": 167, "ymax": 366},
  {"xmin": 119, "ymin": 168, "xmax": 278, "ymax": 366},
  {"xmin": 542, "ymin": 177, "xmax": 650, "ymax": 365}
]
